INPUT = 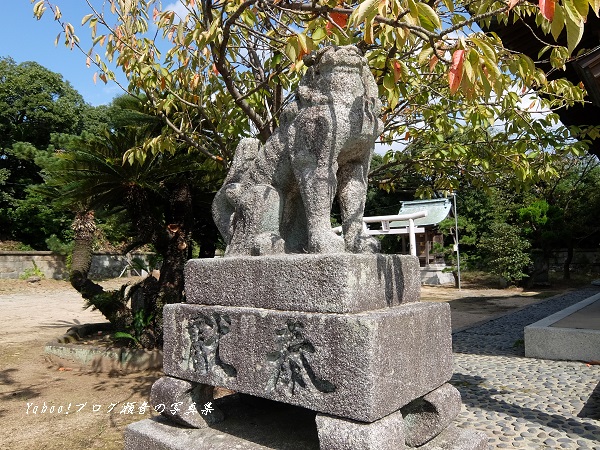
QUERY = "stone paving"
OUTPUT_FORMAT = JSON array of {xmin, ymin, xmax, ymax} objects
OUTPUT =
[{"xmin": 451, "ymin": 287, "xmax": 600, "ymax": 449}]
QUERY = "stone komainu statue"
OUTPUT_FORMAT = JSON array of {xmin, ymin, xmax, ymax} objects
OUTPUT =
[{"xmin": 212, "ymin": 45, "xmax": 383, "ymax": 256}]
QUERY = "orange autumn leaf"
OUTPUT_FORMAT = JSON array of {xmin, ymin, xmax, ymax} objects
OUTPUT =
[
  {"xmin": 539, "ymin": 0, "xmax": 555, "ymax": 21},
  {"xmin": 326, "ymin": 11, "xmax": 348, "ymax": 34},
  {"xmin": 429, "ymin": 54, "xmax": 439, "ymax": 72},
  {"xmin": 330, "ymin": 12, "xmax": 348, "ymax": 28},
  {"xmin": 448, "ymin": 49, "xmax": 465, "ymax": 94},
  {"xmin": 392, "ymin": 60, "xmax": 403, "ymax": 82}
]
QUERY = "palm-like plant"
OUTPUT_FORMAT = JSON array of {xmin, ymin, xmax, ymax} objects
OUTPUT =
[{"xmin": 38, "ymin": 97, "xmax": 228, "ymax": 348}]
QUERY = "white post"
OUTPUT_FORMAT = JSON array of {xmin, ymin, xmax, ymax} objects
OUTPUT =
[
  {"xmin": 453, "ymin": 192, "xmax": 461, "ymax": 290},
  {"xmin": 408, "ymin": 219, "xmax": 417, "ymax": 257},
  {"xmin": 424, "ymin": 230, "xmax": 430, "ymax": 266}
]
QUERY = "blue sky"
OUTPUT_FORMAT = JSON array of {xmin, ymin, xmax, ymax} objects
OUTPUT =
[{"xmin": 1, "ymin": 1, "xmax": 128, "ymax": 106}]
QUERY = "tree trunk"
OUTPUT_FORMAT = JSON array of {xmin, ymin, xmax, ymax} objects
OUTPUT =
[
  {"xmin": 153, "ymin": 183, "xmax": 194, "ymax": 345},
  {"xmin": 70, "ymin": 210, "xmax": 103, "ymax": 297},
  {"xmin": 69, "ymin": 210, "xmax": 131, "ymax": 332}
]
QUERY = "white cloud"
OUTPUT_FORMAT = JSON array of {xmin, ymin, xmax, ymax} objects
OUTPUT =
[{"xmin": 164, "ymin": 1, "xmax": 190, "ymax": 20}]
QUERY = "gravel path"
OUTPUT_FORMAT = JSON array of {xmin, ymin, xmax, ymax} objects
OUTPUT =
[{"xmin": 452, "ymin": 286, "xmax": 600, "ymax": 449}]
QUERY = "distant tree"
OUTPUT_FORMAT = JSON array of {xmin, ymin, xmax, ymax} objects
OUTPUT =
[
  {"xmin": 432, "ymin": 158, "xmax": 600, "ymax": 284},
  {"xmin": 0, "ymin": 57, "xmax": 87, "ymax": 149},
  {"xmin": 0, "ymin": 57, "xmax": 109, "ymax": 247},
  {"xmin": 478, "ymin": 221, "xmax": 532, "ymax": 285},
  {"xmin": 435, "ymin": 186, "xmax": 530, "ymax": 284},
  {"xmin": 531, "ymin": 155, "xmax": 600, "ymax": 279}
]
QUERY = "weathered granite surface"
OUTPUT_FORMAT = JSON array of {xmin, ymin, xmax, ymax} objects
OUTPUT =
[
  {"xmin": 212, "ymin": 45, "xmax": 383, "ymax": 256},
  {"xmin": 150, "ymin": 376, "xmax": 223, "ymax": 428},
  {"xmin": 124, "ymin": 396, "xmax": 320, "ymax": 449},
  {"xmin": 124, "ymin": 397, "xmax": 489, "ymax": 450},
  {"xmin": 184, "ymin": 254, "xmax": 420, "ymax": 313},
  {"xmin": 401, "ymin": 383, "xmax": 462, "ymax": 447},
  {"xmin": 315, "ymin": 409, "xmax": 405, "ymax": 450},
  {"xmin": 161, "ymin": 301, "xmax": 453, "ymax": 422}
]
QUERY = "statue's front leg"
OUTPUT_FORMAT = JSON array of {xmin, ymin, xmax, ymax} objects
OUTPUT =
[
  {"xmin": 337, "ymin": 159, "xmax": 380, "ymax": 253},
  {"xmin": 290, "ymin": 116, "xmax": 345, "ymax": 254},
  {"xmin": 292, "ymin": 165, "xmax": 345, "ymax": 253}
]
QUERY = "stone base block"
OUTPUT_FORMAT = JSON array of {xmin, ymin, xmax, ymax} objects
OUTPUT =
[
  {"xmin": 162, "ymin": 301, "xmax": 452, "ymax": 422},
  {"xmin": 416, "ymin": 424, "xmax": 489, "ymax": 450},
  {"xmin": 124, "ymin": 396, "xmax": 320, "ymax": 450},
  {"xmin": 420, "ymin": 264, "xmax": 455, "ymax": 286},
  {"xmin": 316, "ymin": 409, "xmax": 405, "ymax": 450},
  {"xmin": 124, "ymin": 396, "xmax": 486, "ymax": 450},
  {"xmin": 150, "ymin": 376, "xmax": 224, "ymax": 428},
  {"xmin": 525, "ymin": 293, "xmax": 600, "ymax": 361},
  {"xmin": 401, "ymin": 383, "xmax": 462, "ymax": 446},
  {"xmin": 184, "ymin": 254, "xmax": 420, "ymax": 313}
]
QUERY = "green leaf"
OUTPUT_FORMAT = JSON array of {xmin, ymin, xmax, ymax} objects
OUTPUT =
[
  {"xmin": 551, "ymin": 4, "xmax": 565, "ymax": 40},
  {"xmin": 564, "ymin": 13, "xmax": 584, "ymax": 53},
  {"xmin": 463, "ymin": 57, "xmax": 475, "ymax": 82},
  {"xmin": 33, "ymin": 0, "xmax": 46, "ymax": 19},
  {"xmin": 416, "ymin": 3, "xmax": 441, "ymax": 31},
  {"xmin": 241, "ymin": 9, "xmax": 257, "ymax": 27},
  {"xmin": 471, "ymin": 37, "xmax": 496, "ymax": 64},
  {"xmin": 418, "ymin": 46, "xmax": 433, "ymax": 66},
  {"xmin": 285, "ymin": 36, "xmax": 298, "ymax": 62},
  {"xmin": 81, "ymin": 13, "xmax": 94, "ymax": 26},
  {"xmin": 297, "ymin": 33, "xmax": 311, "ymax": 54},
  {"xmin": 350, "ymin": 0, "xmax": 379, "ymax": 25},
  {"xmin": 538, "ymin": 45, "xmax": 552, "ymax": 59},
  {"xmin": 383, "ymin": 72, "xmax": 396, "ymax": 91},
  {"xmin": 113, "ymin": 331, "xmax": 138, "ymax": 343},
  {"xmin": 573, "ymin": 0, "xmax": 590, "ymax": 17},
  {"xmin": 407, "ymin": 0, "xmax": 419, "ymax": 20},
  {"xmin": 563, "ymin": 0, "xmax": 582, "ymax": 22},
  {"xmin": 387, "ymin": 86, "xmax": 400, "ymax": 109},
  {"xmin": 312, "ymin": 26, "xmax": 326, "ymax": 42},
  {"xmin": 590, "ymin": 0, "xmax": 600, "ymax": 17},
  {"xmin": 442, "ymin": 0, "xmax": 455, "ymax": 12}
]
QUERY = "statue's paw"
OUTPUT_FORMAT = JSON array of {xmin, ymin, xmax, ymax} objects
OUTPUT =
[
  {"xmin": 348, "ymin": 233, "xmax": 380, "ymax": 254},
  {"xmin": 308, "ymin": 231, "xmax": 346, "ymax": 253},
  {"xmin": 224, "ymin": 183, "xmax": 244, "ymax": 206},
  {"xmin": 251, "ymin": 233, "xmax": 285, "ymax": 256}
]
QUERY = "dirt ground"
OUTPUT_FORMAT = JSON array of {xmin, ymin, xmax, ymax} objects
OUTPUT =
[
  {"xmin": 420, "ymin": 284, "xmax": 559, "ymax": 332},
  {"xmin": 0, "ymin": 277, "xmax": 161, "ymax": 450},
  {"xmin": 0, "ymin": 276, "xmax": 575, "ymax": 449}
]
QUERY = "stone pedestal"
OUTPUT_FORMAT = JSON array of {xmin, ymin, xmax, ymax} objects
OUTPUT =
[{"xmin": 125, "ymin": 254, "xmax": 488, "ymax": 449}]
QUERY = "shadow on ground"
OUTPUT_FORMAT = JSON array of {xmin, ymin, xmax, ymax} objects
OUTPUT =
[{"xmin": 452, "ymin": 373, "xmax": 600, "ymax": 442}]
